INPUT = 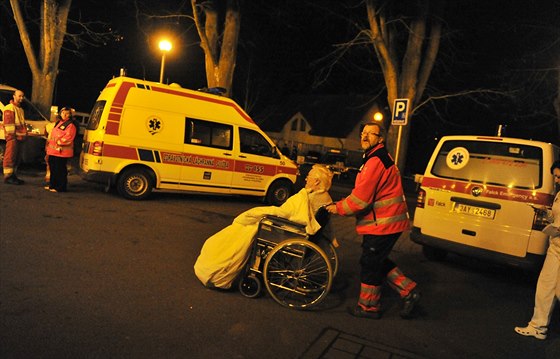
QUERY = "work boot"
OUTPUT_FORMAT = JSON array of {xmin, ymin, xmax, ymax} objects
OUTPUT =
[
  {"xmin": 4, "ymin": 176, "xmax": 23, "ymax": 185},
  {"xmin": 347, "ymin": 306, "xmax": 381, "ymax": 320},
  {"xmin": 13, "ymin": 176, "xmax": 24, "ymax": 185},
  {"xmin": 400, "ymin": 288, "xmax": 421, "ymax": 319}
]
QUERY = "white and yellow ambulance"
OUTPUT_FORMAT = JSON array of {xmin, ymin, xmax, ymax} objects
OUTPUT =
[
  {"xmin": 79, "ymin": 76, "xmax": 298, "ymax": 204},
  {"xmin": 411, "ymin": 135, "xmax": 559, "ymax": 270}
]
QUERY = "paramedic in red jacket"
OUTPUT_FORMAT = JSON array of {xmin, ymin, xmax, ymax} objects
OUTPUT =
[
  {"xmin": 326, "ymin": 122, "xmax": 420, "ymax": 319},
  {"xmin": 2, "ymin": 89, "xmax": 27, "ymax": 185},
  {"xmin": 45, "ymin": 107, "xmax": 77, "ymax": 192}
]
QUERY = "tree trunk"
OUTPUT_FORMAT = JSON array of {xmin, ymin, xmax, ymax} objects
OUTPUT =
[
  {"xmin": 10, "ymin": 0, "xmax": 71, "ymax": 115},
  {"xmin": 366, "ymin": 0, "xmax": 443, "ymax": 172},
  {"xmin": 192, "ymin": 0, "xmax": 240, "ymax": 98}
]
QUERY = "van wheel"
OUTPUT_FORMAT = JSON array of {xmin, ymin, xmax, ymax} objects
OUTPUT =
[
  {"xmin": 422, "ymin": 246, "xmax": 447, "ymax": 261},
  {"xmin": 117, "ymin": 168, "xmax": 154, "ymax": 200},
  {"xmin": 266, "ymin": 180, "xmax": 292, "ymax": 206}
]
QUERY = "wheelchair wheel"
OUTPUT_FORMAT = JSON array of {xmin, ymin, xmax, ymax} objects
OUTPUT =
[
  {"xmin": 315, "ymin": 238, "xmax": 339, "ymax": 278},
  {"xmin": 238, "ymin": 274, "xmax": 262, "ymax": 298},
  {"xmin": 263, "ymin": 239, "xmax": 332, "ymax": 309}
]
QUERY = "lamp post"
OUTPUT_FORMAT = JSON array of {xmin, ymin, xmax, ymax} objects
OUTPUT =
[
  {"xmin": 373, "ymin": 111, "xmax": 384, "ymax": 122},
  {"xmin": 158, "ymin": 39, "xmax": 172, "ymax": 83}
]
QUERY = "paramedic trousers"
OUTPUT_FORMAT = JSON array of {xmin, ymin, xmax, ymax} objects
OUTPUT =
[
  {"xmin": 48, "ymin": 155, "xmax": 69, "ymax": 192},
  {"xmin": 360, "ymin": 233, "xmax": 401, "ymax": 285},
  {"xmin": 3, "ymin": 138, "xmax": 21, "ymax": 178},
  {"xmin": 529, "ymin": 238, "xmax": 560, "ymax": 331}
]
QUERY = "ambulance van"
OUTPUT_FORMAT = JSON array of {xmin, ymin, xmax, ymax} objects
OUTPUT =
[
  {"xmin": 79, "ymin": 76, "xmax": 298, "ymax": 205},
  {"xmin": 411, "ymin": 135, "xmax": 559, "ymax": 270}
]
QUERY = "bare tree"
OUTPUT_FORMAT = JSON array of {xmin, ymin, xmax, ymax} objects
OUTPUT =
[
  {"xmin": 191, "ymin": 0, "xmax": 241, "ymax": 97},
  {"xmin": 365, "ymin": 0, "xmax": 443, "ymax": 169},
  {"xmin": 9, "ymin": 0, "xmax": 72, "ymax": 115}
]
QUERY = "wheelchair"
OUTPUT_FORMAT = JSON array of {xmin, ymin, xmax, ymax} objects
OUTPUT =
[{"xmin": 237, "ymin": 209, "xmax": 338, "ymax": 310}]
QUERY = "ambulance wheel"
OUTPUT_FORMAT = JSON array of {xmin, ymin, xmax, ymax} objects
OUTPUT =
[
  {"xmin": 266, "ymin": 180, "xmax": 292, "ymax": 206},
  {"xmin": 117, "ymin": 168, "xmax": 154, "ymax": 200},
  {"xmin": 422, "ymin": 245, "xmax": 447, "ymax": 261}
]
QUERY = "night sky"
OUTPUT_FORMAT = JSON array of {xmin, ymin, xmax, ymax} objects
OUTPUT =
[{"xmin": 1, "ymin": 1, "xmax": 558, "ymax": 172}]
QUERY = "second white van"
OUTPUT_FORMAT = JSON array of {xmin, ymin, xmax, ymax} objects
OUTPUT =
[{"xmin": 411, "ymin": 135, "xmax": 559, "ymax": 270}]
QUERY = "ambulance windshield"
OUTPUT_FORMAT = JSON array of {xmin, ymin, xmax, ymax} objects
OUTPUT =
[{"xmin": 431, "ymin": 140, "xmax": 543, "ymax": 190}]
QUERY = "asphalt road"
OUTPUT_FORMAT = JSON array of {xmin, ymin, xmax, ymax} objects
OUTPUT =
[{"xmin": 1, "ymin": 168, "xmax": 559, "ymax": 359}]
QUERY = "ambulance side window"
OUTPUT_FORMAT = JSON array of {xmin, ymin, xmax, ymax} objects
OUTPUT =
[
  {"xmin": 239, "ymin": 128, "xmax": 277, "ymax": 158},
  {"xmin": 185, "ymin": 118, "xmax": 232, "ymax": 150}
]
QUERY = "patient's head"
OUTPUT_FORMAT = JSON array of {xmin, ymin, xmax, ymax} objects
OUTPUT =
[{"xmin": 305, "ymin": 164, "xmax": 333, "ymax": 192}]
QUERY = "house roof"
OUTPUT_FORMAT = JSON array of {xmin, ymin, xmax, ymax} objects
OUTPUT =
[{"xmin": 255, "ymin": 94, "xmax": 378, "ymax": 137}]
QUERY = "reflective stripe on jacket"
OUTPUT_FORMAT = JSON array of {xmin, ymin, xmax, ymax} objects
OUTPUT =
[
  {"xmin": 3, "ymin": 102, "xmax": 27, "ymax": 141},
  {"xmin": 335, "ymin": 143, "xmax": 409, "ymax": 235}
]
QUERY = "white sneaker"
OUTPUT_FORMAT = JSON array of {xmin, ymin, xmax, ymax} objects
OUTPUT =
[{"xmin": 514, "ymin": 325, "xmax": 547, "ymax": 340}]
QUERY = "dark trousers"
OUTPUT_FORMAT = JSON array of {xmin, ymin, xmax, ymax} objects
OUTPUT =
[
  {"xmin": 48, "ymin": 155, "xmax": 68, "ymax": 192},
  {"xmin": 360, "ymin": 233, "xmax": 402, "ymax": 285}
]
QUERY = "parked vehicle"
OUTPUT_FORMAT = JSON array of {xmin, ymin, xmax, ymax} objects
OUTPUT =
[
  {"xmin": 0, "ymin": 84, "xmax": 51, "ymax": 164},
  {"xmin": 80, "ymin": 76, "xmax": 298, "ymax": 204},
  {"xmin": 411, "ymin": 135, "xmax": 559, "ymax": 270}
]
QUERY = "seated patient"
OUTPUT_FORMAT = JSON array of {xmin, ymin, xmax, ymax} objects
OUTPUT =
[{"xmin": 194, "ymin": 164, "xmax": 335, "ymax": 289}]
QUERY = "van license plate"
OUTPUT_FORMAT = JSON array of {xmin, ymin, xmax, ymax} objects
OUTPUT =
[{"xmin": 453, "ymin": 204, "xmax": 495, "ymax": 219}]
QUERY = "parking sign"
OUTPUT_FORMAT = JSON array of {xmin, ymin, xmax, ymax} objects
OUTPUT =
[{"xmin": 392, "ymin": 98, "xmax": 409, "ymax": 126}]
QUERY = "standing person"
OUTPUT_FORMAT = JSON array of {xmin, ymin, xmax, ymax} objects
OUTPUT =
[
  {"xmin": 2, "ymin": 89, "xmax": 27, "ymax": 185},
  {"xmin": 45, "ymin": 107, "xmax": 77, "ymax": 192},
  {"xmin": 515, "ymin": 160, "xmax": 560, "ymax": 340},
  {"xmin": 326, "ymin": 122, "xmax": 420, "ymax": 319}
]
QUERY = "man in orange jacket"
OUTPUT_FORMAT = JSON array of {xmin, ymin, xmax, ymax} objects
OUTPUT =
[
  {"xmin": 326, "ymin": 122, "xmax": 420, "ymax": 319},
  {"xmin": 2, "ymin": 89, "xmax": 27, "ymax": 185}
]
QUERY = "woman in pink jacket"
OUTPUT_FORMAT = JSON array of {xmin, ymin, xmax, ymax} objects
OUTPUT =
[{"xmin": 45, "ymin": 107, "xmax": 77, "ymax": 192}]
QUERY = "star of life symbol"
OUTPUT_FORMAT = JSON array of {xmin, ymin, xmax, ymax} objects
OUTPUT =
[
  {"xmin": 147, "ymin": 116, "xmax": 163, "ymax": 135},
  {"xmin": 451, "ymin": 152, "xmax": 464, "ymax": 165},
  {"xmin": 446, "ymin": 147, "xmax": 469, "ymax": 170}
]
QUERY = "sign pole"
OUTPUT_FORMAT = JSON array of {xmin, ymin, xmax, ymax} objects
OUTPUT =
[
  {"xmin": 391, "ymin": 98, "xmax": 409, "ymax": 169},
  {"xmin": 395, "ymin": 125, "xmax": 403, "ymax": 168}
]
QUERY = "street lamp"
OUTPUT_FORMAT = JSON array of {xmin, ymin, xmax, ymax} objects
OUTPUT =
[
  {"xmin": 158, "ymin": 39, "xmax": 172, "ymax": 83},
  {"xmin": 373, "ymin": 111, "xmax": 384, "ymax": 122}
]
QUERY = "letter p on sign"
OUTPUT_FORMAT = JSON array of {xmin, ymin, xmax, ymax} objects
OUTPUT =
[{"xmin": 391, "ymin": 99, "xmax": 409, "ymax": 126}]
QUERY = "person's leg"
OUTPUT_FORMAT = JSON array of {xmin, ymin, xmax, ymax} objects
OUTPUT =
[
  {"xmin": 59, "ymin": 157, "xmax": 68, "ymax": 192},
  {"xmin": 351, "ymin": 233, "xmax": 400, "ymax": 318},
  {"xmin": 386, "ymin": 265, "xmax": 417, "ymax": 297},
  {"xmin": 48, "ymin": 155, "xmax": 61, "ymax": 191},
  {"xmin": 3, "ymin": 138, "xmax": 16, "ymax": 180},
  {"xmin": 516, "ymin": 244, "xmax": 560, "ymax": 339},
  {"xmin": 12, "ymin": 140, "xmax": 23, "ymax": 182}
]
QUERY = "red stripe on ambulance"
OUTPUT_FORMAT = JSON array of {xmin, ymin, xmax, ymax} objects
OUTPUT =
[
  {"xmin": 234, "ymin": 161, "xmax": 276, "ymax": 176},
  {"xmin": 159, "ymin": 151, "xmax": 234, "ymax": 170},
  {"xmin": 105, "ymin": 82, "xmax": 135, "ymax": 135},
  {"xmin": 103, "ymin": 144, "xmax": 139, "ymax": 160},
  {"xmin": 151, "ymin": 86, "xmax": 255, "ymax": 125},
  {"xmin": 421, "ymin": 177, "xmax": 553, "ymax": 205}
]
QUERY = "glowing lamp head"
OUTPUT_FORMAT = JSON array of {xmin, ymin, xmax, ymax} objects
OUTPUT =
[{"xmin": 159, "ymin": 40, "xmax": 172, "ymax": 52}]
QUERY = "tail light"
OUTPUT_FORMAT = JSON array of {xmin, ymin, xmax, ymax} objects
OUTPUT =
[
  {"xmin": 416, "ymin": 188, "xmax": 426, "ymax": 208},
  {"xmin": 92, "ymin": 141, "xmax": 103, "ymax": 156},
  {"xmin": 532, "ymin": 209, "xmax": 549, "ymax": 231}
]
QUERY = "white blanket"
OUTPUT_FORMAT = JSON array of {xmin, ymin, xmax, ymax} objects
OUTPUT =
[{"xmin": 194, "ymin": 188, "xmax": 328, "ymax": 289}]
